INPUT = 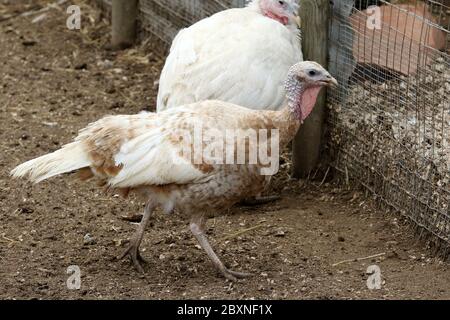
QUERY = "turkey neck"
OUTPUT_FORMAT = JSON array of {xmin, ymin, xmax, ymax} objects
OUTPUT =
[
  {"xmin": 264, "ymin": 105, "xmax": 299, "ymax": 148},
  {"xmin": 266, "ymin": 85, "xmax": 322, "ymax": 149}
]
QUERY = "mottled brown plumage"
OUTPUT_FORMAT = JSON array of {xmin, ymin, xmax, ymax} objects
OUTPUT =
[{"xmin": 11, "ymin": 62, "xmax": 337, "ymax": 280}]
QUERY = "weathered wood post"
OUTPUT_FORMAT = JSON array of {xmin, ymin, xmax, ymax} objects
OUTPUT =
[
  {"xmin": 111, "ymin": 0, "xmax": 139, "ymax": 49},
  {"xmin": 292, "ymin": 0, "xmax": 330, "ymax": 178}
]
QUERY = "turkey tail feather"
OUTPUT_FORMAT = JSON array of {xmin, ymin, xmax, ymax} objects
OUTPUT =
[{"xmin": 10, "ymin": 142, "xmax": 91, "ymax": 183}]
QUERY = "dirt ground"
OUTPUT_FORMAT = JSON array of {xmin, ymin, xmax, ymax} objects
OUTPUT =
[{"xmin": 0, "ymin": 1, "xmax": 449, "ymax": 300}]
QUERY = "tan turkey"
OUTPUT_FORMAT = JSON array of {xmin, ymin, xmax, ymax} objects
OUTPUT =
[{"xmin": 11, "ymin": 62, "xmax": 336, "ymax": 281}]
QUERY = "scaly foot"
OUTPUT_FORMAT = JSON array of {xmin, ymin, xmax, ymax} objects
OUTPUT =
[
  {"xmin": 222, "ymin": 268, "xmax": 252, "ymax": 281},
  {"xmin": 118, "ymin": 241, "xmax": 147, "ymax": 273}
]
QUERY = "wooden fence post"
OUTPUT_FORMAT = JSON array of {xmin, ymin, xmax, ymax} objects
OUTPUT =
[
  {"xmin": 111, "ymin": 0, "xmax": 138, "ymax": 49},
  {"xmin": 292, "ymin": 0, "xmax": 330, "ymax": 178}
]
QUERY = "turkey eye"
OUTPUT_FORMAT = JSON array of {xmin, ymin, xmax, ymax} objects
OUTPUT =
[
  {"xmin": 308, "ymin": 70, "xmax": 317, "ymax": 76},
  {"xmin": 278, "ymin": 1, "xmax": 285, "ymax": 5}
]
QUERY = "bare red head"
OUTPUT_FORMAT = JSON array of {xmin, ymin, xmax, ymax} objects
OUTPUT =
[{"xmin": 250, "ymin": 0, "xmax": 299, "ymax": 26}]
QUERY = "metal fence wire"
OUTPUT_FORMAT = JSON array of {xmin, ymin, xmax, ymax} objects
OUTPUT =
[
  {"xmin": 328, "ymin": 0, "xmax": 450, "ymax": 252},
  {"xmin": 95, "ymin": 0, "xmax": 247, "ymax": 54},
  {"xmin": 139, "ymin": 0, "xmax": 247, "ymax": 48},
  {"xmin": 94, "ymin": 0, "xmax": 450, "ymax": 252}
]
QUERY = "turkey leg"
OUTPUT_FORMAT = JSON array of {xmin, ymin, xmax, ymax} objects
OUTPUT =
[
  {"xmin": 119, "ymin": 201, "xmax": 154, "ymax": 273},
  {"xmin": 190, "ymin": 214, "xmax": 251, "ymax": 281}
]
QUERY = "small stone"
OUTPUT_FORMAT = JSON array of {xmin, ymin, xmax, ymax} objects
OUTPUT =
[
  {"xmin": 274, "ymin": 230, "xmax": 286, "ymax": 237},
  {"xmin": 97, "ymin": 59, "xmax": 113, "ymax": 68},
  {"xmin": 83, "ymin": 233, "xmax": 96, "ymax": 245}
]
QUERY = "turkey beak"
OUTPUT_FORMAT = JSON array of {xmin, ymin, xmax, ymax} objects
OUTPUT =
[
  {"xmin": 290, "ymin": 5, "xmax": 301, "ymax": 27},
  {"xmin": 320, "ymin": 73, "xmax": 338, "ymax": 88},
  {"xmin": 294, "ymin": 14, "xmax": 301, "ymax": 28}
]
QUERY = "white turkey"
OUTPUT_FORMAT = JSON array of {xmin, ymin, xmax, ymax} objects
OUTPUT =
[
  {"xmin": 11, "ymin": 62, "xmax": 336, "ymax": 281},
  {"xmin": 157, "ymin": 0, "xmax": 303, "ymax": 112}
]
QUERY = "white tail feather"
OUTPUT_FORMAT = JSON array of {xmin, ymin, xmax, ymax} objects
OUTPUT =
[{"xmin": 10, "ymin": 142, "xmax": 91, "ymax": 183}]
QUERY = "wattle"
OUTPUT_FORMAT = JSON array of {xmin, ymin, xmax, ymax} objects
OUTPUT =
[
  {"xmin": 297, "ymin": 87, "xmax": 322, "ymax": 121},
  {"xmin": 264, "ymin": 12, "xmax": 289, "ymax": 26}
]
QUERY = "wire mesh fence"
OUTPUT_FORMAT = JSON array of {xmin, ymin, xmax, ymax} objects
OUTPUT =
[
  {"xmin": 328, "ymin": 0, "xmax": 450, "ymax": 251},
  {"xmin": 93, "ymin": 0, "xmax": 450, "ymax": 252},
  {"xmin": 139, "ymin": 0, "xmax": 246, "ymax": 45},
  {"xmin": 95, "ymin": 0, "xmax": 247, "ymax": 54}
]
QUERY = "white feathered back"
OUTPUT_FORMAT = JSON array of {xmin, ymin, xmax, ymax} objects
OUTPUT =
[{"xmin": 157, "ymin": 3, "xmax": 302, "ymax": 112}]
